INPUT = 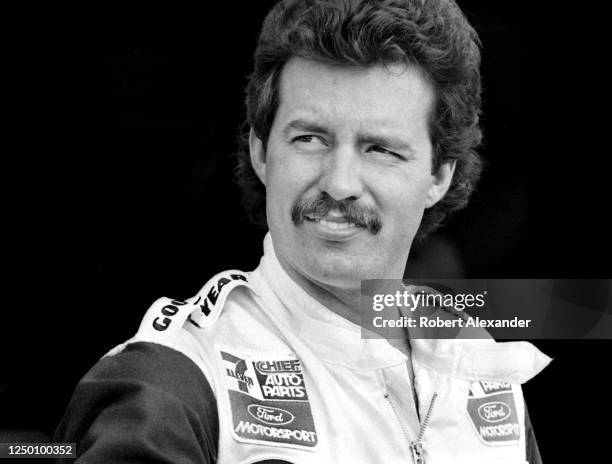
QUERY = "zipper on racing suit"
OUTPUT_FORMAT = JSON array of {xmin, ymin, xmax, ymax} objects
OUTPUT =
[{"xmin": 384, "ymin": 391, "xmax": 438, "ymax": 464}]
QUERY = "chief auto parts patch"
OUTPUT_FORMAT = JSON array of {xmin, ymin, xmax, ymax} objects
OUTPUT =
[
  {"xmin": 219, "ymin": 349, "xmax": 318, "ymax": 450},
  {"xmin": 467, "ymin": 381, "xmax": 520, "ymax": 446}
]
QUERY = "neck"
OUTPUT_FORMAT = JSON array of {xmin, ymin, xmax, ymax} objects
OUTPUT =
[
  {"xmin": 275, "ymin": 252, "xmax": 408, "ymax": 332},
  {"xmin": 285, "ymin": 262, "xmax": 411, "ymax": 356},
  {"xmin": 277, "ymin": 256, "xmax": 363, "ymax": 326}
]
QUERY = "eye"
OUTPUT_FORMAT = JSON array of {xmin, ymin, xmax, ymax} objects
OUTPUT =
[
  {"xmin": 293, "ymin": 135, "xmax": 323, "ymax": 144},
  {"xmin": 366, "ymin": 145, "xmax": 404, "ymax": 160},
  {"xmin": 291, "ymin": 134, "xmax": 329, "ymax": 149}
]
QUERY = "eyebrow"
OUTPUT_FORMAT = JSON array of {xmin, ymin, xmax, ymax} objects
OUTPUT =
[
  {"xmin": 283, "ymin": 119, "xmax": 331, "ymax": 138},
  {"xmin": 283, "ymin": 118, "xmax": 417, "ymax": 155}
]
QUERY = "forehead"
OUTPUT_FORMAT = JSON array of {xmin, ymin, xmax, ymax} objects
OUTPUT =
[{"xmin": 275, "ymin": 57, "xmax": 435, "ymax": 134}]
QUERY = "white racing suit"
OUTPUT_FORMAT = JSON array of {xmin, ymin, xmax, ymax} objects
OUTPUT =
[{"xmin": 56, "ymin": 234, "xmax": 550, "ymax": 463}]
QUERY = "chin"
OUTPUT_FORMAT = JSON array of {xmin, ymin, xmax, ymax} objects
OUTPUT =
[{"xmin": 305, "ymin": 255, "xmax": 374, "ymax": 288}]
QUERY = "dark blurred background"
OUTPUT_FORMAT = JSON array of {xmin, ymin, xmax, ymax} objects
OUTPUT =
[{"xmin": 3, "ymin": 1, "xmax": 610, "ymax": 461}]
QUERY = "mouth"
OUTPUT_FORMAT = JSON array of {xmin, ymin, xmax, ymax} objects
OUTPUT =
[
  {"xmin": 305, "ymin": 208, "xmax": 363, "ymax": 226},
  {"xmin": 303, "ymin": 210, "xmax": 366, "ymax": 240},
  {"xmin": 305, "ymin": 216, "xmax": 360, "ymax": 230}
]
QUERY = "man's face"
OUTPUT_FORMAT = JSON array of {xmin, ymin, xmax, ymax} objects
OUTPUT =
[{"xmin": 250, "ymin": 57, "xmax": 454, "ymax": 289}]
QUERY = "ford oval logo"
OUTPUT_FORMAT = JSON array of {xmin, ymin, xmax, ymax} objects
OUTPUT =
[
  {"xmin": 247, "ymin": 404, "xmax": 295, "ymax": 426},
  {"xmin": 478, "ymin": 401, "xmax": 511, "ymax": 423}
]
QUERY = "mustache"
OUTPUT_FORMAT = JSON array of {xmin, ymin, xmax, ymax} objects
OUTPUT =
[{"xmin": 291, "ymin": 193, "xmax": 382, "ymax": 234}]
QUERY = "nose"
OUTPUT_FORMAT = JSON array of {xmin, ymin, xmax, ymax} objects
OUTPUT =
[{"xmin": 318, "ymin": 145, "xmax": 364, "ymax": 201}]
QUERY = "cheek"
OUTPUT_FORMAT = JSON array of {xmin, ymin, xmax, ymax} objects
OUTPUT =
[
  {"xmin": 375, "ymin": 171, "xmax": 433, "ymax": 216},
  {"xmin": 266, "ymin": 154, "xmax": 293, "ymax": 196},
  {"xmin": 268, "ymin": 151, "xmax": 319, "ymax": 199},
  {"xmin": 265, "ymin": 153, "xmax": 312, "ymax": 225}
]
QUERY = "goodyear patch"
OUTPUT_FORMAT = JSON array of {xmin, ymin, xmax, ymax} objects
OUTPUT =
[
  {"xmin": 467, "ymin": 381, "xmax": 520, "ymax": 446},
  {"xmin": 189, "ymin": 270, "xmax": 250, "ymax": 328},
  {"xmin": 220, "ymin": 349, "xmax": 318, "ymax": 450}
]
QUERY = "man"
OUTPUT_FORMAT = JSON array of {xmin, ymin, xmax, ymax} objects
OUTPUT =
[{"xmin": 56, "ymin": 0, "xmax": 550, "ymax": 462}]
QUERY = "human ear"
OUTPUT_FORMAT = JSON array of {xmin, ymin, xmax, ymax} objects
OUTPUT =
[
  {"xmin": 425, "ymin": 160, "xmax": 456, "ymax": 208},
  {"xmin": 249, "ymin": 128, "xmax": 267, "ymax": 186}
]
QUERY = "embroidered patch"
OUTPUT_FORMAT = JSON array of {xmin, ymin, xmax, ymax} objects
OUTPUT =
[
  {"xmin": 189, "ymin": 271, "xmax": 250, "ymax": 328},
  {"xmin": 220, "ymin": 350, "xmax": 318, "ymax": 450},
  {"xmin": 467, "ymin": 381, "xmax": 520, "ymax": 446}
]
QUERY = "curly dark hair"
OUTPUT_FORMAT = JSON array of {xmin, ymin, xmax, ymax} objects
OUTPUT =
[{"xmin": 235, "ymin": 0, "xmax": 483, "ymax": 240}]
